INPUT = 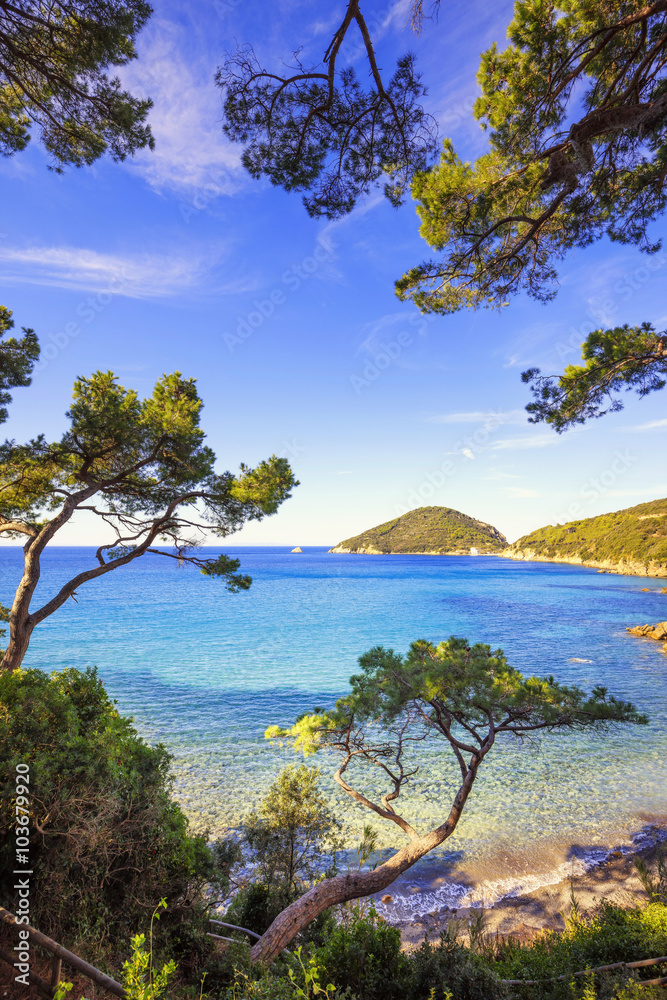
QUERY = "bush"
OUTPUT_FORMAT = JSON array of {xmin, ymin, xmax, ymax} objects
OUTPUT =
[
  {"xmin": 0, "ymin": 666, "xmax": 235, "ymax": 967},
  {"xmin": 490, "ymin": 900, "xmax": 667, "ymax": 997},
  {"xmin": 312, "ymin": 905, "xmax": 410, "ymax": 1000}
]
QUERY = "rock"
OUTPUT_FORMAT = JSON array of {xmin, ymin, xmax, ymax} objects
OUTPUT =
[
  {"xmin": 626, "ymin": 621, "xmax": 667, "ymax": 641},
  {"xmin": 609, "ymin": 850, "xmax": 623, "ymax": 859},
  {"xmin": 291, "ymin": 546, "xmax": 303, "ymax": 553},
  {"xmin": 662, "ymin": 587, "xmax": 667, "ymax": 594},
  {"xmin": 381, "ymin": 894, "xmax": 393, "ymax": 904},
  {"xmin": 641, "ymin": 587, "xmax": 650, "ymax": 591}
]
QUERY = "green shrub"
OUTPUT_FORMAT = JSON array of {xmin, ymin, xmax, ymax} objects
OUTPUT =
[
  {"xmin": 0, "ymin": 666, "xmax": 235, "ymax": 966},
  {"xmin": 312, "ymin": 905, "xmax": 409, "ymax": 1000}
]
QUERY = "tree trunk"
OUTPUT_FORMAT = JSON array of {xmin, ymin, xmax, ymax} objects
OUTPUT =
[
  {"xmin": 250, "ymin": 760, "xmax": 481, "ymax": 964},
  {"xmin": 1, "ymin": 623, "xmax": 34, "ymax": 672},
  {"xmin": 1, "ymin": 538, "xmax": 40, "ymax": 672}
]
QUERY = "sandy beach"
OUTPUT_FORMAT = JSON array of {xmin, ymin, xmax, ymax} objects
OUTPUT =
[{"xmin": 398, "ymin": 837, "xmax": 664, "ymax": 950}]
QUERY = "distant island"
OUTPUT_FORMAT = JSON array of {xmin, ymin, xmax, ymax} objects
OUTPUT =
[
  {"xmin": 329, "ymin": 506, "xmax": 507, "ymax": 555},
  {"xmin": 504, "ymin": 497, "xmax": 667, "ymax": 578},
  {"xmin": 329, "ymin": 499, "xmax": 667, "ymax": 577}
]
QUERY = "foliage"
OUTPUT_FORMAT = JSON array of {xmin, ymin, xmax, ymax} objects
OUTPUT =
[
  {"xmin": 221, "ymin": 2, "xmax": 667, "ymax": 303},
  {"xmin": 226, "ymin": 766, "xmax": 341, "ymax": 944},
  {"xmin": 121, "ymin": 901, "xmax": 177, "ymax": 1000},
  {"xmin": 488, "ymin": 898, "xmax": 667, "ymax": 999},
  {"xmin": 312, "ymin": 905, "xmax": 409, "ymax": 1000},
  {"xmin": 217, "ymin": 2, "xmax": 437, "ymax": 220},
  {"xmin": 396, "ymin": 0, "xmax": 667, "ymax": 313},
  {"xmin": 509, "ymin": 496, "xmax": 667, "ymax": 573},
  {"xmin": 522, "ymin": 324, "xmax": 667, "ymax": 430},
  {"xmin": 333, "ymin": 506, "xmax": 506, "ymax": 554},
  {"xmin": 244, "ymin": 765, "xmax": 343, "ymax": 892},
  {"xmin": 253, "ymin": 638, "xmax": 646, "ymax": 959},
  {"xmin": 221, "ymin": 2, "xmax": 667, "ymax": 428},
  {"xmin": 0, "ymin": 0, "xmax": 154, "ymax": 169},
  {"xmin": 0, "ymin": 666, "xmax": 228, "ymax": 960},
  {"xmin": 634, "ymin": 845, "xmax": 667, "ymax": 905},
  {"xmin": 0, "ymin": 369, "xmax": 297, "ymax": 669},
  {"xmin": 0, "ymin": 306, "xmax": 39, "ymax": 423}
]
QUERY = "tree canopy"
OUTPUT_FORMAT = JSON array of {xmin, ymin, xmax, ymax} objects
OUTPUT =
[
  {"xmin": 220, "ymin": 1, "xmax": 667, "ymax": 426},
  {"xmin": 0, "ymin": 0, "xmax": 154, "ymax": 168},
  {"xmin": 0, "ymin": 369, "xmax": 297, "ymax": 670},
  {"xmin": 251, "ymin": 636, "xmax": 647, "ymax": 962},
  {"xmin": 0, "ymin": 305, "xmax": 39, "ymax": 423},
  {"xmin": 221, "ymin": 1, "xmax": 667, "ymax": 305},
  {"xmin": 217, "ymin": 1, "xmax": 437, "ymax": 219},
  {"xmin": 397, "ymin": 0, "xmax": 667, "ymax": 313},
  {"xmin": 523, "ymin": 321, "xmax": 667, "ymax": 430}
]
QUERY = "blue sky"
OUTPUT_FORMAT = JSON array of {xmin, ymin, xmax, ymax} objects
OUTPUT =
[{"xmin": 1, "ymin": 0, "xmax": 666, "ymax": 546}]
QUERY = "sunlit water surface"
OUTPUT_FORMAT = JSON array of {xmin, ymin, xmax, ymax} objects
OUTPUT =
[{"xmin": 4, "ymin": 546, "xmax": 666, "ymax": 915}]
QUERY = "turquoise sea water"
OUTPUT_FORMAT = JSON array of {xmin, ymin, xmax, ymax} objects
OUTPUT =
[{"xmin": 4, "ymin": 546, "xmax": 667, "ymax": 915}]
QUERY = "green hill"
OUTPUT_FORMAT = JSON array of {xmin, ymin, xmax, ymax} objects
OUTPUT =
[
  {"xmin": 506, "ymin": 497, "xmax": 667, "ymax": 577},
  {"xmin": 330, "ymin": 506, "xmax": 507, "ymax": 555}
]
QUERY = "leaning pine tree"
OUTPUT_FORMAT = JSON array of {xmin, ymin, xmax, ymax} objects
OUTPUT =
[
  {"xmin": 255, "ymin": 637, "xmax": 647, "ymax": 963},
  {"xmin": 0, "ymin": 370, "xmax": 297, "ymax": 671}
]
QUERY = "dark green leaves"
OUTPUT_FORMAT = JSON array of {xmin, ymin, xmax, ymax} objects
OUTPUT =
[
  {"xmin": 218, "ymin": 13, "xmax": 437, "ymax": 219},
  {"xmin": 0, "ymin": 306, "xmax": 39, "ymax": 423},
  {"xmin": 522, "ymin": 323, "xmax": 667, "ymax": 430},
  {"xmin": 399, "ymin": 2, "xmax": 667, "ymax": 312},
  {"xmin": 0, "ymin": 0, "xmax": 154, "ymax": 169}
]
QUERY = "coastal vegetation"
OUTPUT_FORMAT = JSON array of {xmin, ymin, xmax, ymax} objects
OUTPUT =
[
  {"xmin": 508, "ymin": 497, "xmax": 667, "ymax": 577},
  {"xmin": 256, "ymin": 636, "xmax": 646, "ymax": 962},
  {"xmin": 0, "ymin": 369, "xmax": 297, "ymax": 671},
  {"xmin": 220, "ymin": 1, "xmax": 667, "ymax": 426},
  {"xmin": 331, "ymin": 506, "xmax": 506, "ymax": 555},
  {"xmin": 0, "ymin": 666, "xmax": 237, "ymax": 965},
  {"xmin": 5, "ymin": 666, "xmax": 664, "ymax": 1000}
]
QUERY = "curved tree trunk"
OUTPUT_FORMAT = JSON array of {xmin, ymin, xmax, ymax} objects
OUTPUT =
[
  {"xmin": 1, "ymin": 537, "xmax": 40, "ymax": 672},
  {"xmin": 1, "ymin": 622, "xmax": 34, "ymax": 672},
  {"xmin": 250, "ymin": 759, "xmax": 481, "ymax": 964}
]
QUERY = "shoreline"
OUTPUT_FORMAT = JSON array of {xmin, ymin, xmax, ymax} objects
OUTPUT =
[{"xmin": 391, "ymin": 832, "xmax": 666, "ymax": 949}]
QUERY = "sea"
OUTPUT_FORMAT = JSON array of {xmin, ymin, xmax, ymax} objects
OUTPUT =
[{"xmin": 3, "ymin": 545, "xmax": 667, "ymax": 919}]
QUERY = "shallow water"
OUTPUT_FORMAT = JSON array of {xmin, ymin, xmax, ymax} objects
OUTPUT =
[{"xmin": 4, "ymin": 546, "xmax": 666, "ymax": 913}]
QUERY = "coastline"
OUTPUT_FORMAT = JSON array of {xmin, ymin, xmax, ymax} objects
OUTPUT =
[
  {"xmin": 327, "ymin": 547, "xmax": 667, "ymax": 578},
  {"xmin": 393, "ymin": 834, "xmax": 665, "ymax": 949},
  {"xmin": 499, "ymin": 549, "xmax": 667, "ymax": 579}
]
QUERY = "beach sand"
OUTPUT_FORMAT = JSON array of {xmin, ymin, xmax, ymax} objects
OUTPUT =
[{"xmin": 398, "ymin": 839, "xmax": 661, "ymax": 950}]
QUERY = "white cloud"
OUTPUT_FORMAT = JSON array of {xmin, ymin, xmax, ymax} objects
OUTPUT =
[
  {"xmin": 425, "ymin": 409, "xmax": 525, "ymax": 425},
  {"xmin": 504, "ymin": 486, "xmax": 541, "ymax": 498},
  {"xmin": 0, "ymin": 244, "xmax": 209, "ymax": 298},
  {"xmin": 605, "ymin": 485, "xmax": 667, "ymax": 498},
  {"xmin": 461, "ymin": 447, "xmax": 475, "ymax": 460},
  {"xmin": 492, "ymin": 434, "xmax": 559, "ymax": 452},
  {"xmin": 120, "ymin": 19, "xmax": 244, "ymax": 197},
  {"xmin": 624, "ymin": 418, "xmax": 667, "ymax": 432}
]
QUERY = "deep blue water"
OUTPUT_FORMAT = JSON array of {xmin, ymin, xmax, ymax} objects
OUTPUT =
[{"xmin": 3, "ymin": 546, "xmax": 666, "ymax": 913}]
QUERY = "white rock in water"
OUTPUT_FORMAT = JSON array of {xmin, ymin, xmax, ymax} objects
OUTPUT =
[{"xmin": 291, "ymin": 546, "xmax": 303, "ymax": 553}]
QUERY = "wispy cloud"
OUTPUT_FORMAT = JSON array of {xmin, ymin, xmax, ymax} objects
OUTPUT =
[
  {"xmin": 120, "ymin": 19, "xmax": 244, "ymax": 197},
  {"xmin": 482, "ymin": 471, "xmax": 521, "ymax": 481},
  {"xmin": 605, "ymin": 485, "xmax": 667, "ymax": 498},
  {"xmin": 623, "ymin": 418, "xmax": 667, "ymax": 432},
  {"xmin": 492, "ymin": 433, "xmax": 559, "ymax": 452},
  {"xmin": 424, "ymin": 409, "xmax": 525, "ymax": 425},
  {"xmin": 0, "ymin": 244, "xmax": 209, "ymax": 298},
  {"xmin": 504, "ymin": 486, "xmax": 541, "ymax": 498}
]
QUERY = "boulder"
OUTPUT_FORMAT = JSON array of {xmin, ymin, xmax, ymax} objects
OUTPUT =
[{"xmin": 626, "ymin": 621, "xmax": 667, "ymax": 641}]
